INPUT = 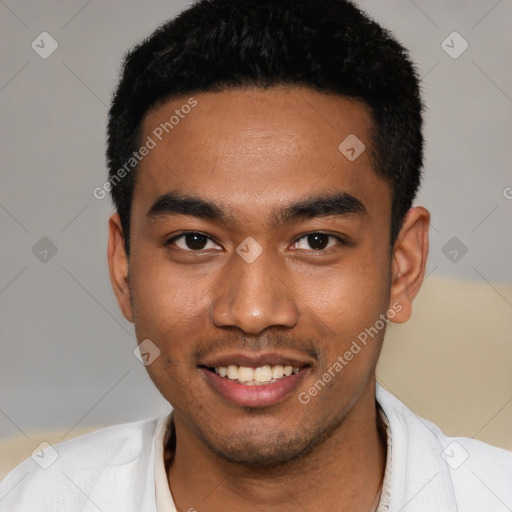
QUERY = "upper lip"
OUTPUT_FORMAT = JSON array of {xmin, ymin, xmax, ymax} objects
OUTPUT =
[{"xmin": 199, "ymin": 351, "xmax": 314, "ymax": 369}]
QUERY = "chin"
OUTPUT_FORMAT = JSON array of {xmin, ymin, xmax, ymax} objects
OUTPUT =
[{"xmin": 199, "ymin": 420, "xmax": 337, "ymax": 469}]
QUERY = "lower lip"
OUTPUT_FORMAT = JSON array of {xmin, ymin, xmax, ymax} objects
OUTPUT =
[{"xmin": 200, "ymin": 367, "xmax": 310, "ymax": 408}]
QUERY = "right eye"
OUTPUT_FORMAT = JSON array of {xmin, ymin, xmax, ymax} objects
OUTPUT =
[{"xmin": 166, "ymin": 232, "xmax": 222, "ymax": 252}]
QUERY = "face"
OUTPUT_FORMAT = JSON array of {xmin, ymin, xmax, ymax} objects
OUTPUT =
[{"xmin": 108, "ymin": 86, "xmax": 425, "ymax": 467}]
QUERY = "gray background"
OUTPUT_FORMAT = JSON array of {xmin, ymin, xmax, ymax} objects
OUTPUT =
[{"xmin": 1, "ymin": 0, "xmax": 511, "ymax": 441}]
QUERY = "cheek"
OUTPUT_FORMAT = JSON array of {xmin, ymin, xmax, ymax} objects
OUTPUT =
[
  {"xmin": 303, "ymin": 247, "xmax": 389, "ymax": 322},
  {"xmin": 127, "ymin": 256, "xmax": 215, "ymax": 397},
  {"xmin": 129, "ymin": 257, "xmax": 204, "ymax": 403},
  {"xmin": 130, "ymin": 249, "xmax": 211, "ymax": 332},
  {"xmin": 295, "ymin": 245, "xmax": 391, "ymax": 372}
]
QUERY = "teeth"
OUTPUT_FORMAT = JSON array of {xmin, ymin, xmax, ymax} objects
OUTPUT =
[
  {"xmin": 254, "ymin": 365, "xmax": 272, "ymax": 382},
  {"xmin": 213, "ymin": 364, "xmax": 301, "ymax": 385},
  {"xmin": 237, "ymin": 366, "xmax": 254, "ymax": 382},
  {"xmin": 227, "ymin": 364, "xmax": 238, "ymax": 380},
  {"xmin": 271, "ymin": 365, "xmax": 284, "ymax": 379}
]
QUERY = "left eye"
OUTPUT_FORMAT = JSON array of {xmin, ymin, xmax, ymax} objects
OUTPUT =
[
  {"xmin": 291, "ymin": 233, "xmax": 342, "ymax": 251},
  {"xmin": 167, "ymin": 232, "xmax": 221, "ymax": 251}
]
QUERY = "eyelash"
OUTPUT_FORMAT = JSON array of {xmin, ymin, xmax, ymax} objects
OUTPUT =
[{"xmin": 165, "ymin": 231, "xmax": 346, "ymax": 252}]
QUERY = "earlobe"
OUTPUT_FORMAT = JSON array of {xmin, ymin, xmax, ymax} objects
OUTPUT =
[
  {"xmin": 107, "ymin": 213, "xmax": 134, "ymax": 323},
  {"xmin": 388, "ymin": 206, "xmax": 430, "ymax": 324}
]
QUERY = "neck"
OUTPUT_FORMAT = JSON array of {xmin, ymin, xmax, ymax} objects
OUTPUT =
[{"xmin": 167, "ymin": 378, "xmax": 386, "ymax": 512}]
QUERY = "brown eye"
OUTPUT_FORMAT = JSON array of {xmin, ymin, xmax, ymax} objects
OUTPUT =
[
  {"xmin": 167, "ymin": 232, "xmax": 220, "ymax": 251},
  {"xmin": 292, "ymin": 233, "xmax": 343, "ymax": 251},
  {"xmin": 306, "ymin": 234, "xmax": 330, "ymax": 250}
]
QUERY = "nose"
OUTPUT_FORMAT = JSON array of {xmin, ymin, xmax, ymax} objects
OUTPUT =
[{"xmin": 210, "ymin": 250, "xmax": 299, "ymax": 334}]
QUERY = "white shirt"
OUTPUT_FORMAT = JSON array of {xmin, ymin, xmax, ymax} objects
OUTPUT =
[{"xmin": 1, "ymin": 384, "xmax": 511, "ymax": 511}]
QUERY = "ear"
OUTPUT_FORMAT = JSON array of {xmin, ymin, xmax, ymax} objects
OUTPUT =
[
  {"xmin": 388, "ymin": 206, "xmax": 430, "ymax": 324},
  {"xmin": 107, "ymin": 213, "xmax": 134, "ymax": 323}
]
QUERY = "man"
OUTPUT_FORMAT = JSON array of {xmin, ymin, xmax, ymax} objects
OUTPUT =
[{"xmin": 1, "ymin": 0, "xmax": 510, "ymax": 510}]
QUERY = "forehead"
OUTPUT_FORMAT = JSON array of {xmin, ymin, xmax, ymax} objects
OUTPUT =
[{"xmin": 133, "ymin": 87, "xmax": 390, "ymax": 227}]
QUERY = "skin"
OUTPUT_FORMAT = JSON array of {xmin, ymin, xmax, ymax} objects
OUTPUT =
[{"xmin": 108, "ymin": 86, "xmax": 430, "ymax": 512}]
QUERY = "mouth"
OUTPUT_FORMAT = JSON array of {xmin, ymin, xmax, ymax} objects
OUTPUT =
[
  {"xmin": 201, "ymin": 363, "xmax": 302, "ymax": 385},
  {"xmin": 198, "ymin": 353, "xmax": 313, "ymax": 407}
]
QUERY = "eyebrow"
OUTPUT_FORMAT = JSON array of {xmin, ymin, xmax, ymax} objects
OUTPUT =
[{"xmin": 145, "ymin": 190, "xmax": 367, "ymax": 228}]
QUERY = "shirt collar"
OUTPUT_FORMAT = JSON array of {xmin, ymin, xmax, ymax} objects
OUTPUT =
[{"xmin": 154, "ymin": 411, "xmax": 176, "ymax": 512}]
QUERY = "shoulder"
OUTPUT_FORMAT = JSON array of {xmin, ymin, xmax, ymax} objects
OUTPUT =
[
  {"xmin": 376, "ymin": 384, "xmax": 512, "ymax": 511},
  {"xmin": 0, "ymin": 416, "xmax": 164, "ymax": 512},
  {"xmin": 421, "ymin": 417, "xmax": 512, "ymax": 509}
]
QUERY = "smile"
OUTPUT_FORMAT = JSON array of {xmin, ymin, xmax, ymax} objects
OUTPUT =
[
  {"xmin": 211, "ymin": 364, "xmax": 300, "ymax": 385},
  {"xmin": 200, "ymin": 364, "xmax": 311, "ymax": 407}
]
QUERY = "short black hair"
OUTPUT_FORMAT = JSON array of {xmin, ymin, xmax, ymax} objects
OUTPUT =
[{"xmin": 107, "ymin": 0, "xmax": 424, "ymax": 256}]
